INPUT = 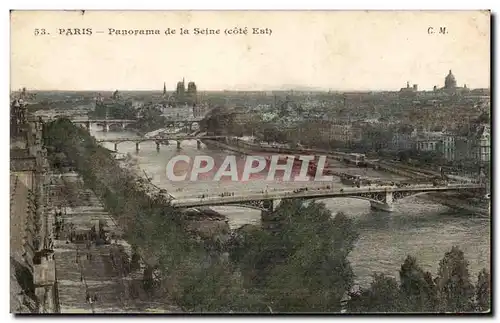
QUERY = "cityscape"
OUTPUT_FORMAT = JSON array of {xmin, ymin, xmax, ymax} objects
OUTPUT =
[
  {"xmin": 10, "ymin": 68, "xmax": 491, "ymax": 314},
  {"xmin": 10, "ymin": 10, "xmax": 491, "ymax": 315}
]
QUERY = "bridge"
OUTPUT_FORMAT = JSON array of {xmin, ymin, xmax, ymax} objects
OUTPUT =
[
  {"xmin": 169, "ymin": 183, "xmax": 486, "ymax": 215},
  {"xmin": 71, "ymin": 118, "xmax": 203, "ymax": 132},
  {"xmin": 97, "ymin": 136, "xmax": 229, "ymax": 151},
  {"xmin": 69, "ymin": 119, "xmax": 136, "ymax": 132}
]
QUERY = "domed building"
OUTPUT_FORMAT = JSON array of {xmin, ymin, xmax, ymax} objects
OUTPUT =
[
  {"xmin": 433, "ymin": 69, "xmax": 469, "ymax": 94},
  {"xmin": 444, "ymin": 70, "xmax": 457, "ymax": 89}
]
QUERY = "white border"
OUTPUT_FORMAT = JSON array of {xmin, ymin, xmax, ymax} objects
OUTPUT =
[{"xmin": 3, "ymin": 1, "xmax": 498, "ymax": 322}]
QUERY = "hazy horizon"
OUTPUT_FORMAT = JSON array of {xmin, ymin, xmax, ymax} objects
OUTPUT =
[
  {"xmin": 11, "ymin": 80, "xmax": 491, "ymax": 94},
  {"xmin": 11, "ymin": 11, "xmax": 490, "ymax": 92},
  {"xmin": 10, "ymin": 84, "xmax": 492, "ymax": 93}
]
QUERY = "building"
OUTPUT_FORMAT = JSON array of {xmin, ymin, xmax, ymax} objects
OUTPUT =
[
  {"xmin": 175, "ymin": 78, "xmax": 186, "ymax": 98},
  {"xmin": 444, "ymin": 70, "xmax": 457, "ymax": 89},
  {"xmin": 297, "ymin": 121, "xmax": 362, "ymax": 146},
  {"xmin": 187, "ymin": 82, "xmax": 197, "ymax": 96},
  {"xmin": 414, "ymin": 129, "xmax": 457, "ymax": 162},
  {"xmin": 415, "ymin": 131, "xmax": 443, "ymax": 152},
  {"xmin": 454, "ymin": 135, "xmax": 471, "ymax": 162},
  {"xmin": 193, "ymin": 103, "xmax": 211, "ymax": 118},
  {"xmin": 434, "ymin": 70, "xmax": 470, "ymax": 94},
  {"xmin": 10, "ymin": 96, "xmax": 56, "ymax": 312},
  {"xmin": 400, "ymin": 81, "xmax": 418, "ymax": 93},
  {"xmin": 391, "ymin": 126, "xmax": 416, "ymax": 151},
  {"xmin": 173, "ymin": 78, "xmax": 198, "ymax": 105},
  {"xmin": 471, "ymin": 124, "xmax": 491, "ymax": 164},
  {"xmin": 441, "ymin": 132, "xmax": 456, "ymax": 161},
  {"xmin": 329, "ymin": 123, "xmax": 362, "ymax": 144},
  {"xmin": 413, "ymin": 117, "xmax": 490, "ymax": 165},
  {"xmin": 11, "ymin": 99, "xmax": 28, "ymax": 138},
  {"xmin": 454, "ymin": 114, "xmax": 491, "ymax": 165}
]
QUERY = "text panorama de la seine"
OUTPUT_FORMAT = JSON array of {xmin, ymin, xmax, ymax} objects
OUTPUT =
[{"xmin": 38, "ymin": 27, "xmax": 273, "ymax": 36}]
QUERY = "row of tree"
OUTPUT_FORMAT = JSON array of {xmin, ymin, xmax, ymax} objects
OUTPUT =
[
  {"xmin": 91, "ymin": 101, "xmax": 136, "ymax": 120},
  {"xmin": 348, "ymin": 249, "xmax": 490, "ymax": 313},
  {"xmin": 225, "ymin": 199, "xmax": 491, "ymax": 313},
  {"xmin": 43, "ymin": 119, "xmax": 263, "ymax": 310}
]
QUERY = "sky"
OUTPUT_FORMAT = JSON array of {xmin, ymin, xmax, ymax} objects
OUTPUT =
[{"xmin": 10, "ymin": 10, "xmax": 490, "ymax": 92}]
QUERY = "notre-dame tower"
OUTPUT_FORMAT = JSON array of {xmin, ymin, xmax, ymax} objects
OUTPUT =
[{"xmin": 174, "ymin": 78, "xmax": 198, "ymax": 105}]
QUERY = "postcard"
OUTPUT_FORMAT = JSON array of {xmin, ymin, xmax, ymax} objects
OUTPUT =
[{"xmin": 10, "ymin": 10, "xmax": 491, "ymax": 314}]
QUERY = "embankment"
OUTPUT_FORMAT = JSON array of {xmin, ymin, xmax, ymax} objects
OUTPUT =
[
  {"xmin": 10, "ymin": 170, "xmax": 39, "ymax": 312},
  {"xmin": 422, "ymin": 193, "xmax": 490, "ymax": 216},
  {"xmin": 43, "ymin": 119, "xmax": 231, "ymax": 310}
]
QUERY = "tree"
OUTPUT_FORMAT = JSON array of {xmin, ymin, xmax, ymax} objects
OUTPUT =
[
  {"xmin": 135, "ymin": 104, "xmax": 167, "ymax": 133},
  {"xmin": 346, "ymin": 248, "xmax": 488, "ymax": 314},
  {"xmin": 397, "ymin": 150, "xmax": 412, "ymax": 162},
  {"xmin": 225, "ymin": 200, "xmax": 360, "ymax": 312},
  {"xmin": 92, "ymin": 100, "xmax": 136, "ymax": 120},
  {"xmin": 201, "ymin": 107, "xmax": 236, "ymax": 135},
  {"xmin": 228, "ymin": 225, "xmax": 275, "ymax": 287},
  {"xmin": 399, "ymin": 255, "xmax": 437, "ymax": 312},
  {"xmin": 360, "ymin": 126, "xmax": 392, "ymax": 152},
  {"xmin": 261, "ymin": 202, "xmax": 359, "ymax": 312},
  {"xmin": 261, "ymin": 126, "xmax": 283, "ymax": 143},
  {"xmin": 475, "ymin": 269, "xmax": 490, "ymax": 312},
  {"xmin": 435, "ymin": 246, "xmax": 475, "ymax": 312},
  {"xmin": 174, "ymin": 258, "xmax": 267, "ymax": 312},
  {"xmin": 348, "ymin": 274, "xmax": 403, "ymax": 313}
]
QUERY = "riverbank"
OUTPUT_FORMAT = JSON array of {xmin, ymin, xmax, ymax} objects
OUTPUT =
[
  {"xmin": 116, "ymin": 153, "xmax": 175, "ymax": 200},
  {"xmin": 10, "ymin": 172, "xmax": 38, "ymax": 313},
  {"xmin": 422, "ymin": 193, "xmax": 490, "ymax": 217},
  {"xmin": 85, "ymin": 126, "xmax": 490, "ymax": 293},
  {"xmin": 50, "ymin": 172, "xmax": 181, "ymax": 313},
  {"xmin": 203, "ymin": 139, "xmax": 488, "ymax": 215}
]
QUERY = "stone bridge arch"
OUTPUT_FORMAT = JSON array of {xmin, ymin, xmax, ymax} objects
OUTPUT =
[
  {"xmin": 313, "ymin": 187, "xmax": 484, "ymax": 212},
  {"xmin": 218, "ymin": 190, "xmax": 444, "ymax": 214},
  {"xmin": 218, "ymin": 199, "xmax": 279, "ymax": 212},
  {"xmin": 107, "ymin": 123, "xmax": 125, "ymax": 131}
]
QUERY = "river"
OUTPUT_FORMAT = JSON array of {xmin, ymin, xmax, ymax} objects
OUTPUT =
[{"xmin": 92, "ymin": 128, "xmax": 490, "ymax": 287}]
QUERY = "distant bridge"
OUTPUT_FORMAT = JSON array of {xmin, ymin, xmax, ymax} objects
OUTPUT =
[
  {"xmin": 97, "ymin": 135, "xmax": 229, "ymax": 151},
  {"xmin": 170, "ymin": 183, "xmax": 486, "ymax": 213},
  {"xmin": 67, "ymin": 118, "xmax": 136, "ymax": 132},
  {"xmin": 70, "ymin": 118, "xmax": 203, "ymax": 132}
]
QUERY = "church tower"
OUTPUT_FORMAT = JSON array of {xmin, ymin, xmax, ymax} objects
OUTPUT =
[{"xmin": 176, "ymin": 78, "xmax": 186, "ymax": 97}]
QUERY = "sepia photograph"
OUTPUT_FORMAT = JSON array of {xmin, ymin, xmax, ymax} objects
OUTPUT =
[{"xmin": 9, "ymin": 10, "xmax": 491, "ymax": 314}]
